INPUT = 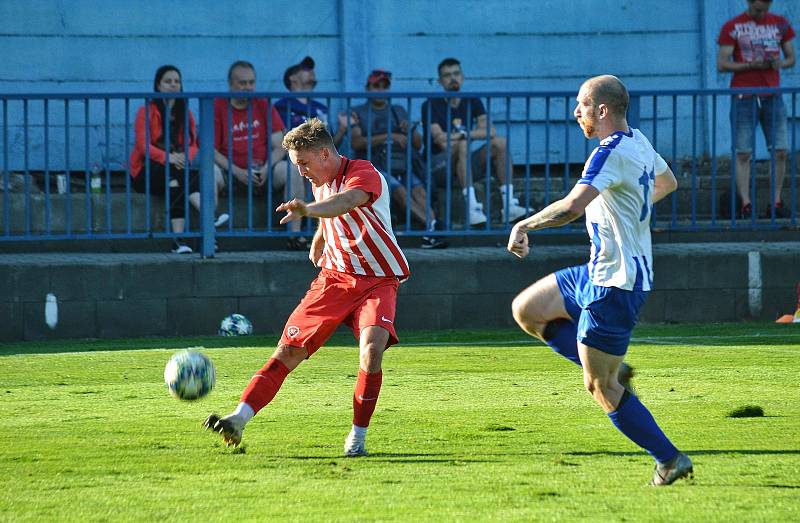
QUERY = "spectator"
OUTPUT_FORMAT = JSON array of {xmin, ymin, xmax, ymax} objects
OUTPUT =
[
  {"xmin": 214, "ymin": 60, "xmax": 308, "ymax": 248},
  {"xmin": 275, "ymin": 56, "xmax": 349, "ymax": 146},
  {"xmin": 351, "ymin": 69, "xmax": 447, "ymax": 249},
  {"xmin": 421, "ymin": 57, "xmax": 526, "ymax": 226},
  {"xmin": 129, "ymin": 65, "xmax": 226, "ymax": 254},
  {"xmin": 717, "ymin": 0, "xmax": 796, "ymax": 219}
]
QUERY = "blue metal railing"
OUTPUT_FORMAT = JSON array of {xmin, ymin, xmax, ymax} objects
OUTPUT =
[{"xmin": 1, "ymin": 88, "xmax": 797, "ymax": 256}]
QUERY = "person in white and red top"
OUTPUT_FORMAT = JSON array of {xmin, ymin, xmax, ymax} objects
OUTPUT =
[
  {"xmin": 717, "ymin": 0, "xmax": 796, "ymax": 219},
  {"xmin": 205, "ymin": 118, "xmax": 408, "ymax": 457}
]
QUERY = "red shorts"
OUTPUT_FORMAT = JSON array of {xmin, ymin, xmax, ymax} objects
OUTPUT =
[{"xmin": 279, "ymin": 269, "xmax": 400, "ymax": 356}]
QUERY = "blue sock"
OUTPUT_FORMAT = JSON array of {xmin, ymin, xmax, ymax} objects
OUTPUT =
[
  {"xmin": 608, "ymin": 390, "xmax": 679, "ymax": 463},
  {"xmin": 543, "ymin": 319, "xmax": 581, "ymax": 366}
]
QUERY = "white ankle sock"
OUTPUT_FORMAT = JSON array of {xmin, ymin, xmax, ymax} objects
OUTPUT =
[
  {"xmin": 500, "ymin": 184, "xmax": 515, "ymax": 200},
  {"xmin": 233, "ymin": 402, "xmax": 255, "ymax": 424},
  {"xmin": 462, "ymin": 187, "xmax": 480, "ymax": 207},
  {"xmin": 351, "ymin": 425, "xmax": 368, "ymax": 438}
]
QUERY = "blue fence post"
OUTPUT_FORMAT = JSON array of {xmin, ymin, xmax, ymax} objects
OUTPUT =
[
  {"xmin": 629, "ymin": 94, "xmax": 641, "ymax": 129},
  {"xmin": 198, "ymin": 96, "xmax": 215, "ymax": 258}
]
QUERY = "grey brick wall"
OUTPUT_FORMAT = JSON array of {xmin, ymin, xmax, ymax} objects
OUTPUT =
[{"xmin": 1, "ymin": 243, "xmax": 798, "ymax": 342}]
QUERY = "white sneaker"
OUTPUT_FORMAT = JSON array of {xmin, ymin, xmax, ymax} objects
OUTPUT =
[
  {"xmin": 171, "ymin": 240, "xmax": 192, "ymax": 254},
  {"xmin": 502, "ymin": 199, "xmax": 527, "ymax": 223},
  {"xmin": 343, "ymin": 430, "xmax": 368, "ymax": 457},
  {"xmin": 214, "ymin": 213, "xmax": 229, "ymax": 228},
  {"xmin": 468, "ymin": 204, "xmax": 487, "ymax": 226}
]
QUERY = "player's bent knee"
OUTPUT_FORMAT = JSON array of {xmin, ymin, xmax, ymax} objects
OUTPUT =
[{"xmin": 273, "ymin": 344, "xmax": 308, "ymax": 371}]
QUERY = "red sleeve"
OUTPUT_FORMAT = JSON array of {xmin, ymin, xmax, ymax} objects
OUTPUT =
[
  {"xmin": 187, "ymin": 110, "xmax": 199, "ymax": 162},
  {"xmin": 718, "ymin": 19, "xmax": 736, "ymax": 46},
  {"xmin": 134, "ymin": 105, "xmax": 166, "ymax": 165},
  {"xmin": 344, "ymin": 162, "xmax": 382, "ymax": 205},
  {"xmin": 783, "ymin": 19, "xmax": 795, "ymax": 43},
  {"xmin": 270, "ymin": 105, "xmax": 285, "ymax": 132}
]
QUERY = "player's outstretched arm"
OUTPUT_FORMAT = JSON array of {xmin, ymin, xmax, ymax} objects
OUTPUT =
[
  {"xmin": 653, "ymin": 167, "xmax": 678, "ymax": 204},
  {"xmin": 278, "ymin": 189, "xmax": 370, "ymax": 224},
  {"xmin": 507, "ymin": 184, "xmax": 598, "ymax": 259}
]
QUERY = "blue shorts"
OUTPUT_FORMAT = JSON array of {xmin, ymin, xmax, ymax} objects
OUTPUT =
[
  {"xmin": 555, "ymin": 264, "xmax": 648, "ymax": 356},
  {"xmin": 380, "ymin": 169, "xmax": 423, "ymax": 194},
  {"xmin": 731, "ymin": 95, "xmax": 788, "ymax": 153}
]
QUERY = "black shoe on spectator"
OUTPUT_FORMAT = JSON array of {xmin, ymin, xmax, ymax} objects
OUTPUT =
[
  {"xmin": 287, "ymin": 236, "xmax": 310, "ymax": 251},
  {"xmin": 738, "ymin": 202, "xmax": 752, "ymax": 219},
  {"xmin": 172, "ymin": 239, "xmax": 192, "ymax": 254},
  {"xmin": 764, "ymin": 201, "xmax": 790, "ymax": 219},
  {"xmin": 421, "ymin": 236, "xmax": 448, "ymax": 249}
]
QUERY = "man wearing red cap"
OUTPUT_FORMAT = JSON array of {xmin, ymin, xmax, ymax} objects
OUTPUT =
[{"xmin": 350, "ymin": 69, "xmax": 447, "ymax": 249}]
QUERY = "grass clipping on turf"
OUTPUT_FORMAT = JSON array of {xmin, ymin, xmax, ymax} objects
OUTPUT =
[{"xmin": 726, "ymin": 405, "xmax": 765, "ymax": 418}]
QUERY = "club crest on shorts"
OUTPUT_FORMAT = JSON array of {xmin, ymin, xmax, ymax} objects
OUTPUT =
[{"xmin": 287, "ymin": 325, "xmax": 300, "ymax": 338}]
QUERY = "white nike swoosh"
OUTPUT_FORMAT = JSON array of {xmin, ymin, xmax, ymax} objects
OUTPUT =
[
  {"xmin": 381, "ymin": 316, "xmax": 393, "ymax": 323},
  {"xmin": 357, "ymin": 395, "xmax": 378, "ymax": 401}
]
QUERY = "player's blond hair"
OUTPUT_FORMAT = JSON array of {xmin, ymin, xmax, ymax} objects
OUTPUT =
[{"xmin": 282, "ymin": 118, "xmax": 335, "ymax": 152}]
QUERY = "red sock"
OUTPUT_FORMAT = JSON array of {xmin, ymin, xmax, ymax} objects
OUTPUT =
[
  {"xmin": 240, "ymin": 358, "xmax": 290, "ymax": 414},
  {"xmin": 352, "ymin": 369, "xmax": 383, "ymax": 428}
]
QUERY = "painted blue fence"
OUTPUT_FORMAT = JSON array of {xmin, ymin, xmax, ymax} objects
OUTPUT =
[{"xmin": 1, "ymin": 88, "xmax": 797, "ymax": 256}]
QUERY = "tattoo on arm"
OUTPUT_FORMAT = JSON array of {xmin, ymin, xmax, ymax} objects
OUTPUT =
[{"xmin": 521, "ymin": 201, "xmax": 578, "ymax": 232}]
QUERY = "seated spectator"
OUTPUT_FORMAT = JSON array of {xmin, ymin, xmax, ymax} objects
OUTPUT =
[
  {"xmin": 129, "ymin": 65, "xmax": 226, "ymax": 254},
  {"xmin": 350, "ymin": 69, "xmax": 446, "ymax": 249},
  {"xmin": 213, "ymin": 60, "xmax": 308, "ymax": 249},
  {"xmin": 421, "ymin": 57, "xmax": 526, "ymax": 226},
  {"xmin": 275, "ymin": 56, "xmax": 350, "ymax": 146}
]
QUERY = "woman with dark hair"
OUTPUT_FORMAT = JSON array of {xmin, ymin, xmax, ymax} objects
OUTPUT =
[{"xmin": 129, "ymin": 65, "xmax": 227, "ymax": 253}]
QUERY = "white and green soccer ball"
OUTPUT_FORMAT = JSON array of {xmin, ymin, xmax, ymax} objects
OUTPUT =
[
  {"xmin": 164, "ymin": 350, "xmax": 216, "ymax": 401},
  {"xmin": 219, "ymin": 313, "xmax": 253, "ymax": 336}
]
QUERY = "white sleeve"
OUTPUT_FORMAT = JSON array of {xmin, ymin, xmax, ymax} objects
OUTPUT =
[{"xmin": 654, "ymin": 152, "xmax": 669, "ymax": 176}]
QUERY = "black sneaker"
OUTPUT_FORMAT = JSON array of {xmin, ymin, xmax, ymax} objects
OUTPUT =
[
  {"xmin": 287, "ymin": 236, "xmax": 310, "ymax": 251},
  {"xmin": 203, "ymin": 413, "xmax": 244, "ymax": 448},
  {"xmin": 421, "ymin": 236, "xmax": 448, "ymax": 249},
  {"xmin": 738, "ymin": 202, "xmax": 752, "ymax": 219},
  {"xmin": 765, "ymin": 201, "xmax": 790, "ymax": 219}
]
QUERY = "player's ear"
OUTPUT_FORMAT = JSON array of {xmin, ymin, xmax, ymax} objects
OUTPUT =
[{"xmin": 597, "ymin": 103, "xmax": 609, "ymax": 119}]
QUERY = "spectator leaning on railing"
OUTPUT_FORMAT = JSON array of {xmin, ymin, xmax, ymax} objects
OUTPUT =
[
  {"xmin": 129, "ymin": 65, "xmax": 226, "ymax": 254},
  {"xmin": 350, "ymin": 69, "xmax": 446, "ymax": 249},
  {"xmin": 421, "ymin": 57, "xmax": 526, "ymax": 227},
  {"xmin": 213, "ymin": 60, "xmax": 309, "ymax": 249},
  {"xmin": 275, "ymin": 56, "xmax": 349, "ymax": 147},
  {"xmin": 717, "ymin": 0, "xmax": 796, "ymax": 219}
]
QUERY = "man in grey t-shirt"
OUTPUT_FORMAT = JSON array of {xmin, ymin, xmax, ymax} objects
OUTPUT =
[{"xmin": 350, "ymin": 70, "xmax": 445, "ymax": 249}]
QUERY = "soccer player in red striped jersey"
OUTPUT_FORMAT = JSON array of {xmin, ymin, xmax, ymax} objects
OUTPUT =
[{"xmin": 205, "ymin": 118, "xmax": 409, "ymax": 457}]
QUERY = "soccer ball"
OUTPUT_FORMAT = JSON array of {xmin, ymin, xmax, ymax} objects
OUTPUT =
[
  {"xmin": 219, "ymin": 313, "xmax": 253, "ymax": 336},
  {"xmin": 164, "ymin": 350, "xmax": 216, "ymax": 401}
]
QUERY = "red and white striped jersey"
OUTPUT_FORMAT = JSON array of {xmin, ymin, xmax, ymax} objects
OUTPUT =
[{"xmin": 312, "ymin": 157, "xmax": 410, "ymax": 281}]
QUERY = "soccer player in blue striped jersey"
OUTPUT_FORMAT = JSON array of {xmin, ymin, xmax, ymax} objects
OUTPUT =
[{"xmin": 507, "ymin": 75, "xmax": 692, "ymax": 486}]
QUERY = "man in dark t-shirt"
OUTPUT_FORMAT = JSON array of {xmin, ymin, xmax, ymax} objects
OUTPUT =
[{"xmin": 421, "ymin": 58, "xmax": 526, "ymax": 226}]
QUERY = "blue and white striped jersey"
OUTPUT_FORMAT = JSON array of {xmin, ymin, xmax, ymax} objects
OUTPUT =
[{"xmin": 577, "ymin": 128, "xmax": 669, "ymax": 291}]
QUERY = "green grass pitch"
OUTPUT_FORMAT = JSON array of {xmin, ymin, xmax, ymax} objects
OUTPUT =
[{"xmin": 1, "ymin": 323, "xmax": 799, "ymax": 521}]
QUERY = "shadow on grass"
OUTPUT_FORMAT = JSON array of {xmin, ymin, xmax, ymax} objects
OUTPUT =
[{"xmin": 564, "ymin": 449, "xmax": 800, "ymax": 457}]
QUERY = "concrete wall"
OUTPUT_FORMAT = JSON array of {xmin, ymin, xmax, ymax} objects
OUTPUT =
[
  {"xmin": 1, "ymin": 0, "xmax": 798, "ymax": 171},
  {"xmin": 2, "ymin": 243, "xmax": 798, "ymax": 341}
]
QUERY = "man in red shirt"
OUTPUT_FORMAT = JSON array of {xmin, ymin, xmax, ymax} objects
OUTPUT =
[
  {"xmin": 717, "ymin": 0, "xmax": 796, "ymax": 219},
  {"xmin": 213, "ymin": 60, "xmax": 308, "ymax": 241},
  {"xmin": 205, "ymin": 118, "xmax": 409, "ymax": 457}
]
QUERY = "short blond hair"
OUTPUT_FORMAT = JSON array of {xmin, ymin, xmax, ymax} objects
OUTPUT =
[{"xmin": 282, "ymin": 118, "xmax": 335, "ymax": 152}]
